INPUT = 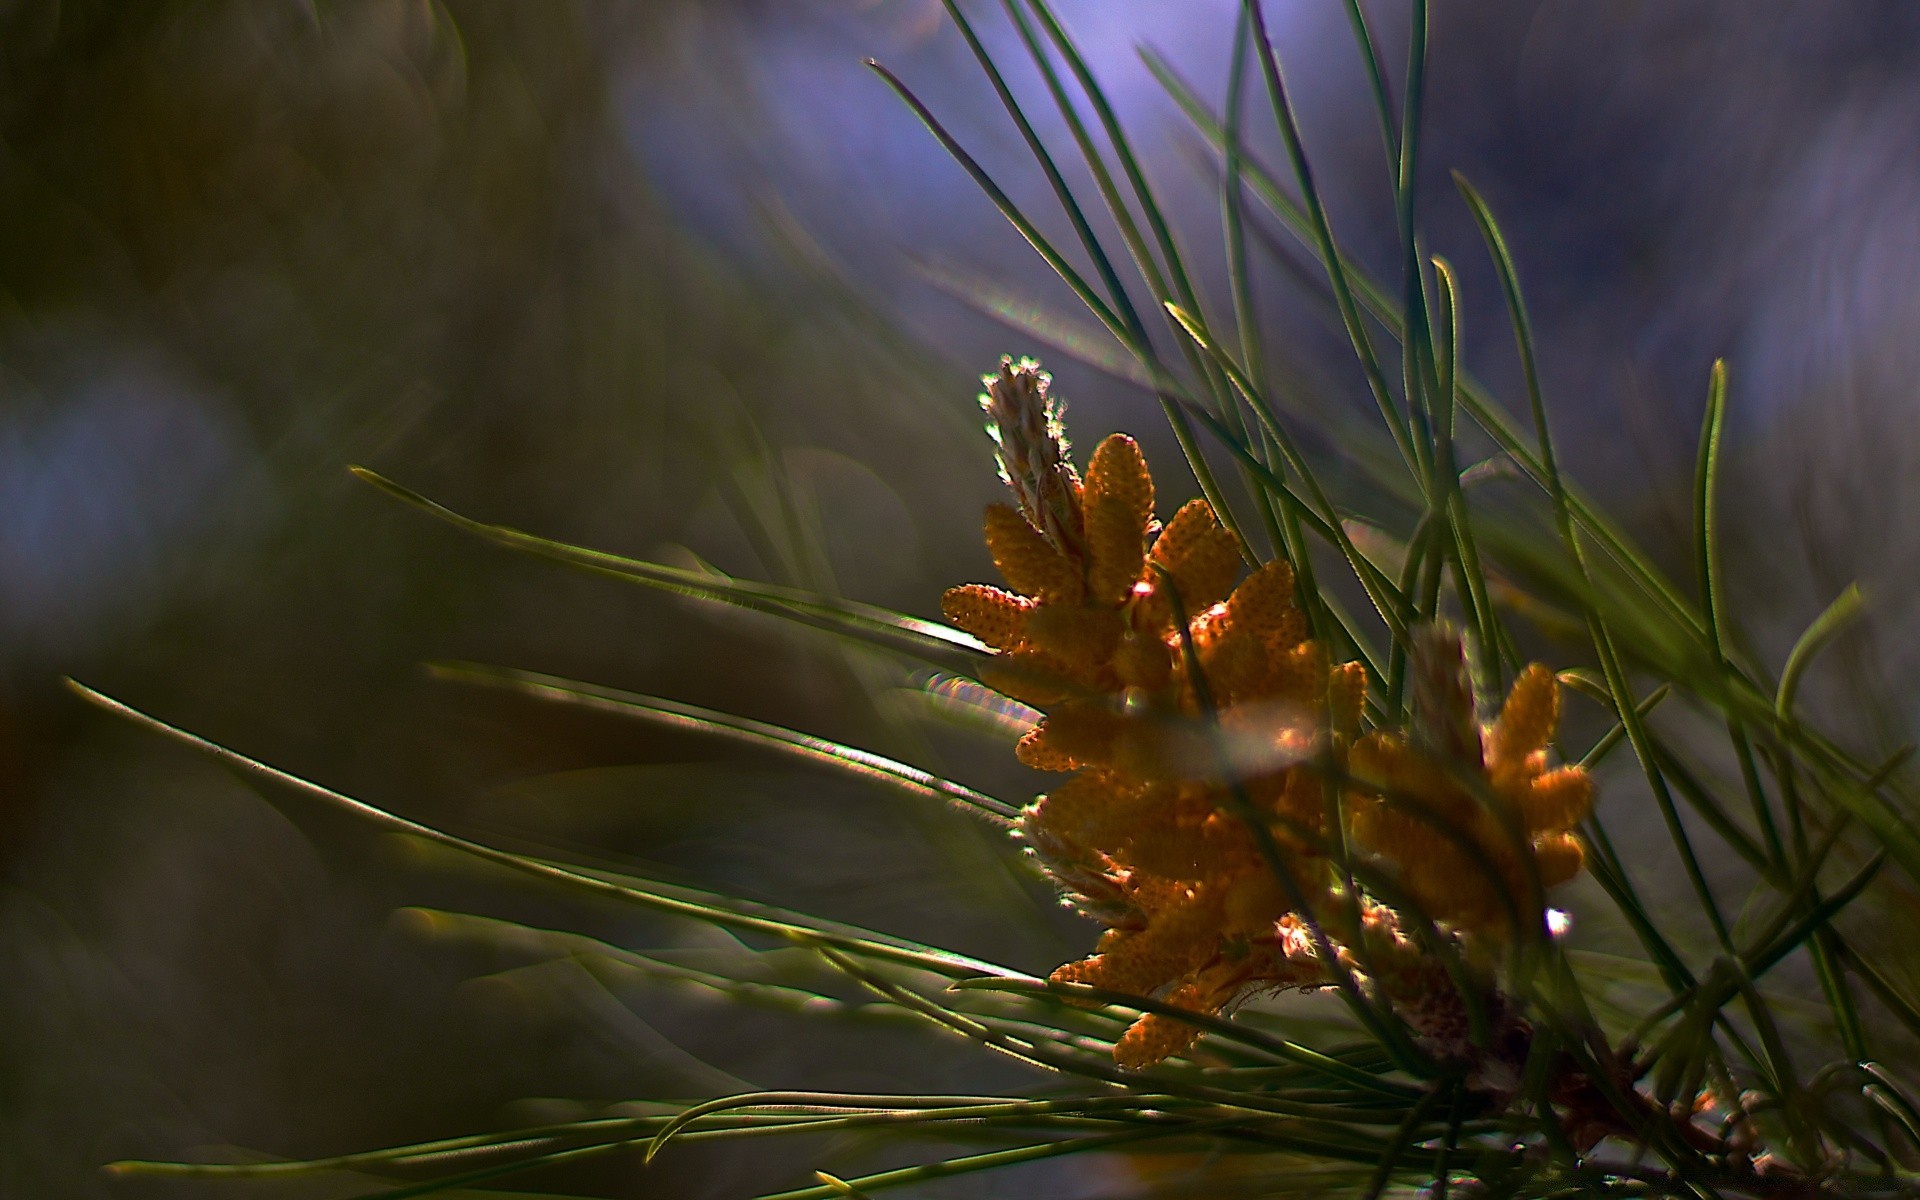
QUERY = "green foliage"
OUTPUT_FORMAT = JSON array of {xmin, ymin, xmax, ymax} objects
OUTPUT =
[{"xmin": 76, "ymin": 2, "xmax": 1920, "ymax": 1196}]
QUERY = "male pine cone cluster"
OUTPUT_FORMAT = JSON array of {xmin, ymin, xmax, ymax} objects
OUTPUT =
[{"xmin": 943, "ymin": 359, "xmax": 1594, "ymax": 1068}]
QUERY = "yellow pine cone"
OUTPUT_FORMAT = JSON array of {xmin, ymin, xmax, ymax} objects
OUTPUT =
[
  {"xmin": 1224, "ymin": 560, "xmax": 1300, "ymax": 644},
  {"xmin": 1149, "ymin": 499, "xmax": 1241, "ymax": 616},
  {"xmin": 1534, "ymin": 831, "xmax": 1585, "ymax": 887},
  {"xmin": 1328, "ymin": 661, "xmax": 1368, "ymax": 738},
  {"xmin": 1023, "ymin": 605, "xmax": 1124, "ymax": 674},
  {"xmin": 1017, "ymin": 701, "xmax": 1125, "ymax": 772},
  {"xmin": 941, "ymin": 583, "xmax": 1031, "ymax": 651},
  {"xmin": 1118, "ymin": 801, "xmax": 1257, "ymax": 882},
  {"xmin": 1347, "ymin": 660, "xmax": 1593, "ymax": 933},
  {"xmin": 1113, "ymin": 626, "xmax": 1174, "ymax": 690},
  {"xmin": 1522, "ymin": 767, "xmax": 1593, "ymax": 836},
  {"xmin": 1488, "ymin": 665, "xmax": 1556, "ymax": 764},
  {"xmin": 1052, "ymin": 880, "xmax": 1223, "ymax": 997},
  {"xmin": 981, "ymin": 647, "xmax": 1077, "ymax": 707},
  {"xmin": 1114, "ymin": 984, "xmax": 1209, "ymax": 1069},
  {"xmin": 1081, "ymin": 434, "xmax": 1155, "ymax": 606},
  {"xmin": 944, "ymin": 392, "xmax": 1571, "ymax": 1068},
  {"xmin": 1022, "ymin": 770, "xmax": 1155, "ymax": 855},
  {"xmin": 984, "ymin": 503, "xmax": 1083, "ymax": 604}
]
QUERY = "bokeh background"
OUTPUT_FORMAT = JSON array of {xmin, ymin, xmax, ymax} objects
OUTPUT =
[{"xmin": 6, "ymin": 1, "xmax": 1920, "ymax": 1196}]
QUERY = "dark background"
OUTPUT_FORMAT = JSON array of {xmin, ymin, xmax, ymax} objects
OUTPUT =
[{"xmin": 6, "ymin": 2, "xmax": 1920, "ymax": 1195}]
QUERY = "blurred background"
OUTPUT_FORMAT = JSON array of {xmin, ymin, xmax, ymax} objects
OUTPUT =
[{"xmin": 6, "ymin": 1, "xmax": 1920, "ymax": 1196}]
